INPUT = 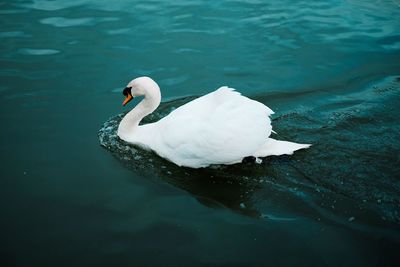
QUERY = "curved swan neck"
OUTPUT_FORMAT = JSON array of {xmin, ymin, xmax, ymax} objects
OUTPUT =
[{"xmin": 117, "ymin": 83, "xmax": 161, "ymax": 139}]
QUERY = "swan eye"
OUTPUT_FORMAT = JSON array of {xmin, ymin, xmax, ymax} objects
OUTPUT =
[{"xmin": 122, "ymin": 86, "xmax": 132, "ymax": 96}]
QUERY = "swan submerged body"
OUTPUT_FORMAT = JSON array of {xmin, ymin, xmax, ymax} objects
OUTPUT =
[{"xmin": 117, "ymin": 77, "xmax": 311, "ymax": 168}]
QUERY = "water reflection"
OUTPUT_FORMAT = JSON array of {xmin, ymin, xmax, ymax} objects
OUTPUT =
[{"xmin": 99, "ymin": 96, "xmax": 263, "ymax": 217}]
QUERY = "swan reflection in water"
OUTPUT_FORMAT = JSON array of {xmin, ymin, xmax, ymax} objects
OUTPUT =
[
  {"xmin": 99, "ymin": 96, "xmax": 301, "ymax": 218},
  {"xmin": 100, "ymin": 113, "xmax": 259, "ymax": 217}
]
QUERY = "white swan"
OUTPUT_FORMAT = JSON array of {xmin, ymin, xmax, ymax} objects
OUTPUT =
[{"xmin": 117, "ymin": 77, "xmax": 311, "ymax": 168}]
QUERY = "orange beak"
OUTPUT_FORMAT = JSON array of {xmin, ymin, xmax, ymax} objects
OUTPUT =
[{"xmin": 122, "ymin": 94, "xmax": 133, "ymax": 106}]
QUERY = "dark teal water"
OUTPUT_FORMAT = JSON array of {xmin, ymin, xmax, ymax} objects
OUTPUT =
[{"xmin": 1, "ymin": 0, "xmax": 400, "ymax": 266}]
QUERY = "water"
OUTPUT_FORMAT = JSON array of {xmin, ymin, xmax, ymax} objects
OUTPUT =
[{"xmin": 1, "ymin": 0, "xmax": 400, "ymax": 266}]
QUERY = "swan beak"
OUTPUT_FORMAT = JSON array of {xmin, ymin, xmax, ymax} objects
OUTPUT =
[{"xmin": 122, "ymin": 94, "xmax": 133, "ymax": 106}]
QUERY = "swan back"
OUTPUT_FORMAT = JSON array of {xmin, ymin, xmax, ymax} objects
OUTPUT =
[{"xmin": 150, "ymin": 87, "xmax": 274, "ymax": 167}]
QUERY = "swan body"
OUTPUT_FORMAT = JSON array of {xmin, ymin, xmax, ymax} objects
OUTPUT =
[{"xmin": 117, "ymin": 77, "xmax": 310, "ymax": 168}]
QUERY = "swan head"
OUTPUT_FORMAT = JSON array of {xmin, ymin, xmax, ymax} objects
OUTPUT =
[{"xmin": 122, "ymin": 76, "xmax": 160, "ymax": 106}]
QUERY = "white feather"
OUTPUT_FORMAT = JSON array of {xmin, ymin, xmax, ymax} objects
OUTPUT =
[{"xmin": 117, "ymin": 77, "xmax": 311, "ymax": 168}]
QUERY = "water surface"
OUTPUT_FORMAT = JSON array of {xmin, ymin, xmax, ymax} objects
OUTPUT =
[{"xmin": 1, "ymin": 0, "xmax": 400, "ymax": 266}]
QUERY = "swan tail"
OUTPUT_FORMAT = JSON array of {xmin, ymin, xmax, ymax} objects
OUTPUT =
[{"xmin": 253, "ymin": 138, "xmax": 311, "ymax": 157}]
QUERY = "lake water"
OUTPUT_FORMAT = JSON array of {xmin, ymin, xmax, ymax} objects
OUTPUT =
[{"xmin": 1, "ymin": 0, "xmax": 400, "ymax": 266}]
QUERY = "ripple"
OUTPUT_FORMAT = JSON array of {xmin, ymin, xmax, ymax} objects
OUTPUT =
[
  {"xmin": 99, "ymin": 77, "xmax": 400, "ymax": 229},
  {"xmin": 223, "ymin": 67, "xmax": 254, "ymax": 77},
  {"xmin": 168, "ymin": 28, "xmax": 228, "ymax": 35},
  {"xmin": 40, "ymin": 17, "xmax": 119, "ymax": 27},
  {"xmin": 106, "ymin": 28, "xmax": 131, "ymax": 35},
  {"xmin": 19, "ymin": 0, "xmax": 85, "ymax": 11},
  {"xmin": 0, "ymin": 31, "xmax": 31, "ymax": 38},
  {"xmin": 174, "ymin": 48, "xmax": 202, "ymax": 54},
  {"xmin": 159, "ymin": 76, "xmax": 189, "ymax": 86},
  {"xmin": 19, "ymin": 48, "xmax": 60, "ymax": 56},
  {"xmin": 378, "ymin": 34, "xmax": 400, "ymax": 51},
  {"xmin": 111, "ymin": 87, "xmax": 123, "ymax": 93},
  {"xmin": 0, "ymin": 9, "xmax": 29, "ymax": 15},
  {"xmin": 173, "ymin": 14, "xmax": 193, "ymax": 20},
  {"xmin": 40, "ymin": 17, "xmax": 94, "ymax": 27},
  {"xmin": 0, "ymin": 68, "xmax": 63, "ymax": 79},
  {"xmin": 382, "ymin": 42, "xmax": 400, "ymax": 50},
  {"xmin": 238, "ymin": 0, "xmax": 400, "ymax": 52},
  {"xmin": 241, "ymin": 13, "xmax": 289, "ymax": 23}
]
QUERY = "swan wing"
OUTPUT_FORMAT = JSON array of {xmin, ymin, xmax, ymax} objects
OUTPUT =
[{"xmin": 152, "ymin": 87, "xmax": 274, "ymax": 168}]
